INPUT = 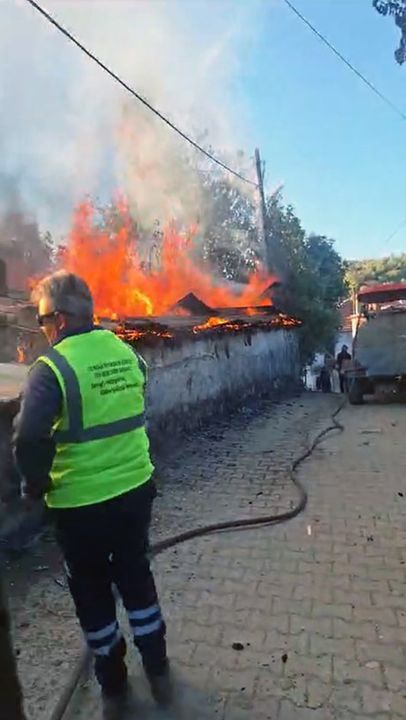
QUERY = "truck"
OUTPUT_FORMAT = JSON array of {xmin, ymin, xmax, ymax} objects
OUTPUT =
[{"xmin": 347, "ymin": 282, "xmax": 406, "ymax": 404}]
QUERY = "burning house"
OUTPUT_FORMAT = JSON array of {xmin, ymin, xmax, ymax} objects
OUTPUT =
[{"xmin": 1, "ymin": 200, "xmax": 302, "ymax": 438}]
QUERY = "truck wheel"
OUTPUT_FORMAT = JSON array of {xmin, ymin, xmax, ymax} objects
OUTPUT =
[{"xmin": 349, "ymin": 378, "xmax": 364, "ymax": 405}]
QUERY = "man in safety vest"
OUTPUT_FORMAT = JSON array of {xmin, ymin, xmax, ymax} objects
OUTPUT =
[{"xmin": 13, "ymin": 271, "xmax": 171, "ymax": 720}]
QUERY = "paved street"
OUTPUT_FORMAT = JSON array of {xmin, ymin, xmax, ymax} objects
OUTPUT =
[{"xmin": 8, "ymin": 394, "xmax": 406, "ymax": 719}]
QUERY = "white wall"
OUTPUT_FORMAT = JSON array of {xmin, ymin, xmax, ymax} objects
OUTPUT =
[{"xmin": 141, "ymin": 328, "xmax": 300, "ymax": 433}]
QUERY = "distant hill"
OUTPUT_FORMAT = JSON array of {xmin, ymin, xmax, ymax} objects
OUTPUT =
[{"xmin": 346, "ymin": 253, "xmax": 406, "ymax": 290}]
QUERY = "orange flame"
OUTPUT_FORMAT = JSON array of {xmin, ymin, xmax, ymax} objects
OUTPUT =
[
  {"xmin": 56, "ymin": 200, "xmax": 277, "ymax": 318},
  {"xmin": 16, "ymin": 345, "xmax": 26, "ymax": 363},
  {"xmin": 115, "ymin": 326, "xmax": 174, "ymax": 342},
  {"xmin": 244, "ymin": 306, "xmax": 263, "ymax": 316},
  {"xmin": 192, "ymin": 316, "xmax": 229, "ymax": 333}
]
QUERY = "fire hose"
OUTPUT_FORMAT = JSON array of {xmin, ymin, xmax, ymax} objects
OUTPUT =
[{"xmin": 48, "ymin": 399, "xmax": 345, "ymax": 720}]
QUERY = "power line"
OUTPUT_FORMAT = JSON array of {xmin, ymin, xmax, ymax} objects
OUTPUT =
[
  {"xmin": 24, "ymin": 0, "xmax": 257, "ymax": 188},
  {"xmin": 381, "ymin": 215, "xmax": 406, "ymax": 247},
  {"xmin": 283, "ymin": 0, "xmax": 406, "ymax": 123},
  {"xmin": 283, "ymin": 0, "xmax": 406, "ymax": 259}
]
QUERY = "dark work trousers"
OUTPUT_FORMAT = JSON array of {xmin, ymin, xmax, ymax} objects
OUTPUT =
[
  {"xmin": 339, "ymin": 373, "xmax": 348, "ymax": 394},
  {"xmin": 53, "ymin": 481, "xmax": 167, "ymax": 697}
]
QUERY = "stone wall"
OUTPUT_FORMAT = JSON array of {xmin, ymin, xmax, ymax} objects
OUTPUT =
[{"xmin": 143, "ymin": 328, "xmax": 299, "ymax": 438}]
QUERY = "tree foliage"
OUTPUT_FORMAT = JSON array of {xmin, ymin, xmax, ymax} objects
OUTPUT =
[
  {"xmin": 199, "ymin": 176, "xmax": 260, "ymax": 282},
  {"xmin": 346, "ymin": 253, "xmax": 406, "ymax": 291},
  {"xmin": 265, "ymin": 193, "xmax": 347, "ymax": 362},
  {"xmin": 373, "ymin": 0, "xmax": 406, "ymax": 64},
  {"xmin": 183, "ymin": 144, "xmax": 262, "ymax": 282}
]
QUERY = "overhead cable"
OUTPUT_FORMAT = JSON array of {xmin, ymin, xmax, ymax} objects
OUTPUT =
[{"xmin": 283, "ymin": 0, "xmax": 406, "ymax": 122}]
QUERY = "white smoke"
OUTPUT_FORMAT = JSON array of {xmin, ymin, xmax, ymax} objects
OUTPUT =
[{"xmin": 0, "ymin": 0, "xmax": 260, "ymax": 236}]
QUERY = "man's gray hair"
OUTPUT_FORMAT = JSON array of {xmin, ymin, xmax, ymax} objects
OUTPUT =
[{"xmin": 32, "ymin": 270, "xmax": 94, "ymax": 320}]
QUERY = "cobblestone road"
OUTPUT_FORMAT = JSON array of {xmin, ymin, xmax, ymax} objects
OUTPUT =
[{"xmin": 8, "ymin": 394, "xmax": 406, "ymax": 719}]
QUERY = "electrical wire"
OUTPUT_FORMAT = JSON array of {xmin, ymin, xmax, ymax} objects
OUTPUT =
[
  {"xmin": 380, "ymin": 215, "xmax": 406, "ymax": 247},
  {"xmin": 284, "ymin": 0, "xmax": 406, "ymax": 259},
  {"xmin": 283, "ymin": 0, "xmax": 406, "ymax": 123},
  {"xmin": 24, "ymin": 0, "xmax": 257, "ymax": 188}
]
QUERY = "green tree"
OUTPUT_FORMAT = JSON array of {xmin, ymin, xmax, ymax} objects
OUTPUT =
[{"xmin": 265, "ymin": 193, "xmax": 346, "ymax": 362}]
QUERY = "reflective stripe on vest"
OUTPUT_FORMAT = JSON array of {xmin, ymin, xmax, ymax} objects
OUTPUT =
[{"xmin": 45, "ymin": 347, "xmax": 145, "ymax": 443}]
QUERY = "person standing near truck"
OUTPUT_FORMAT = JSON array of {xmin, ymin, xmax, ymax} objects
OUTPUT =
[{"xmin": 336, "ymin": 344, "xmax": 352, "ymax": 393}]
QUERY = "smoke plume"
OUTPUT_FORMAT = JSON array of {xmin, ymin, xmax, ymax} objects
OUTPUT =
[{"xmin": 0, "ymin": 0, "xmax": 260, "ymax": 236}]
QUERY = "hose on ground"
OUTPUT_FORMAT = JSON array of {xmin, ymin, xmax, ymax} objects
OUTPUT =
[{"xmin": 48, "ymin": 399, "xmax": 345, "ymax": 720}]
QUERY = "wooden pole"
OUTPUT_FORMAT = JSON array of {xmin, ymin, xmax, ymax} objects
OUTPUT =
[
  {"xmin": 254, "ymin": 147, "xmax": 269, "ymax": 267},
  {"xmin": 0, "ymin": 575, "xmax": 26, "ymax": 720}
]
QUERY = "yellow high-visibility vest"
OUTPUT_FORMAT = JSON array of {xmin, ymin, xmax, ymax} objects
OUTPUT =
[{"xmin": 36, "ymin": 329, "xmax": 154, "ymax": 508}]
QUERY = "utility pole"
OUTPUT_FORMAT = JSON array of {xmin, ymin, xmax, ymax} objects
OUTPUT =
[
  {"xmin": 0, "ymin": 576, "xmax": 26, "ymax": 720},
  {"xmin": 254, "ymin": 148, "xmax": 269, "ymax": 268}
]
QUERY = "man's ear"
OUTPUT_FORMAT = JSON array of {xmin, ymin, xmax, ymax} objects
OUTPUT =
[{"xmin": 58, "ymin": 313, "xmax": 68, "ymax": 331}]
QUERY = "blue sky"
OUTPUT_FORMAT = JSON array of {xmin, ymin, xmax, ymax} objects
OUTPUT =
[{"xmin": 236, "ymin": 0, "xmax": 406, "ymax": 260}]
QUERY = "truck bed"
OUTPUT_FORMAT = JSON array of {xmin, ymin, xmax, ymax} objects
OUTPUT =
[{"xmin": 355, "ymin": 310, "xmax": 406, "ymax": 377}]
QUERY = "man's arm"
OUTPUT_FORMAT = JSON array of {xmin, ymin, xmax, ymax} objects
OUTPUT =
[{"xmin": 13, "ymin": 361, "xmax": 62, "ymax": 501}]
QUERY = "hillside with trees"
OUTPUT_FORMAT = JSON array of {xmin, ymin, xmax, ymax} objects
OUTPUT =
[{"xmin": 346, "ymin": 254, "xmax": 406, "ymax": 291}]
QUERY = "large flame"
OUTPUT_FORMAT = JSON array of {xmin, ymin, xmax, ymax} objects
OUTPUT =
[{"xmin": 56, "ymin": 201, "xmax": 276, "ymax": 317}]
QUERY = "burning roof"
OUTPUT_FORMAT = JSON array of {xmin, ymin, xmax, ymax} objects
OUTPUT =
[
  {"xmin": 110, "ymin": 315, "xmax": 300, "ymax": 348},
  {"xmin": 13, "ymin": 292, "xmax": 301, "ymax": 365},
  {"xmin": 169, "ymin": 292, "xmax": 214, "ymax": 316},
  {"xmin": 102, "ymin": 299, "xmax": 301, "ymax": 348}
]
